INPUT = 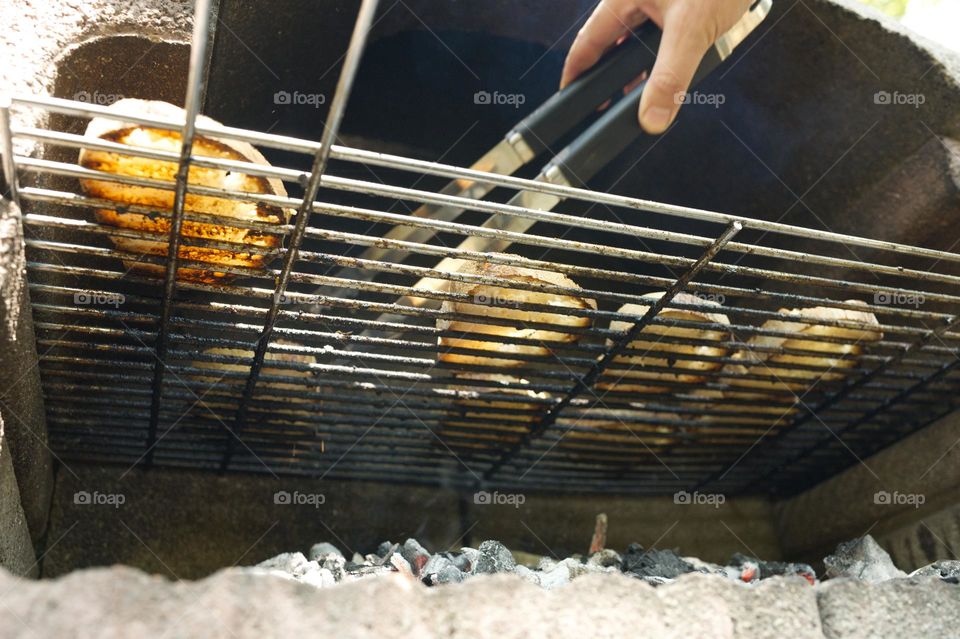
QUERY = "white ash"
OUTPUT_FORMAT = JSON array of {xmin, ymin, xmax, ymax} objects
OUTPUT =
[{"xmin": 824, "ymin": 535, "xmax": 907, "ymax": 583}]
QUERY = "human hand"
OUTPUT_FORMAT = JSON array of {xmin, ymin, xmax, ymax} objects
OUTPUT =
[{"xmin": 561, "ymin": 0, "xmax": 753, "ymax": 134}]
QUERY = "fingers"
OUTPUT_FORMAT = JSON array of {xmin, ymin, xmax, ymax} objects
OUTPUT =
[
  {"xmin": 637, "ymin": 2, "xmax": 718, "ymax": 134},
  {"xmin": 561, "ymin": 0, "xmax": 648, "ymax": 88}
]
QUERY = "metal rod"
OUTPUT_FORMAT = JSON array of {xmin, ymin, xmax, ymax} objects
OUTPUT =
[
  {"xmin": 145, "ymin": 0, "xmax": 215, "ymax": 466},
  {"xmin": 0, "ymin": 95, "xmax": 20, "ymax": 206},
  {"xmin": 222, "ymin": 0, "xmax": 380, "ymax": 472}
]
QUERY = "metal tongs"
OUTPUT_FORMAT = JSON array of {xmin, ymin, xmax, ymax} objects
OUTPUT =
[{"xmin": 327, "ymin": 0, "xmax": 771, "ymax": 321}]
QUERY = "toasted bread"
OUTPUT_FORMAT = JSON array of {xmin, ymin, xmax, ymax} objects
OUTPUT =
[
  {"xmin": 695, "ymin": 300, "xmax": 882, "ymax": 428},
  {"xmin": 78, "ymin": 99, "xmax": 290, "ymax": 284},
  {"xmin": 722, "ymin": 301, "xmax": 882, "ymax": 393},
  {"xmin": 437, "ymin": 261, "xmax": 597, "ymax": 369},
  {"xmin": 597, "ymin": 292, "xmax": 731, "ymax": 395}
]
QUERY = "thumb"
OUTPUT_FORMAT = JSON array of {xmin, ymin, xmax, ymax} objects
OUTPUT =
[{"xmin": 638, "ymin": 5, "xmax": 716, "ymax": 134}]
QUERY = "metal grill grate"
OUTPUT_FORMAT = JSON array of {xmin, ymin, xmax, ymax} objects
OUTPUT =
[{"xmin": 2, "ymin": 0, "xmax": 960, "ymax": 497}]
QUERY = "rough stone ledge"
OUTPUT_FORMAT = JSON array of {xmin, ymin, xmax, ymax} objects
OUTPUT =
[
  {"xmin": 0, "ymin": 566, "xmax": 824, "ymax": 639},
  {"xmin": 4, "ymin": 555, "xmax": 960, "ymax": 638},
  {"xmin": 817, "ymin": 577, "xmax": 960, "ymax": 639}
]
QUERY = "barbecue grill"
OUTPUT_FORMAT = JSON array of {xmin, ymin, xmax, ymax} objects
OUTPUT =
[
  {"xmin": 2, "ymin": 0, "xmax": 960, "ymax": 583},
  {"xmin": 3, "ymin": 0, "xmax": 960, "ymax": 496}
]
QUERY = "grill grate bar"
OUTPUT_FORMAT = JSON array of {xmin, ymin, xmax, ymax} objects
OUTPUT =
[
  {"xmin": 144, "ymin": 0, "xmax": 215, "ymax": 466},
  {"xmin": 222, "ymin": 0, "xmax": 380, "ymax": 472},
  {"xmin": 747, "ymin": 326, "xmax": 960, "ymax": 493},
  {"xmin": 0, "ymin": 97, "xmax": 20, "ymax": 206}
]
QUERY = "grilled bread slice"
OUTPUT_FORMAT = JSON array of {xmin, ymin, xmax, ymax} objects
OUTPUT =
[
  {"xmin": 722, "ymin": 300, "xmax": 882, "ymax": 393},
  {"xmin": 598, "ymin": 292, "xmax": 731, "ymax": 395},
  {"xmin": 78, "ymin": 98, "xmax": 290, "ymax": 284},
  {"xmin": 437, "ymin": 261, "xmax": 597, "ymax": 369},
  {"xmin": 695, "ymin": 300, "xmax": 882, "ymax": 429}
]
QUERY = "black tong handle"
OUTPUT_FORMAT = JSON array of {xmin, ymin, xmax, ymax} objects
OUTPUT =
[
  {"xmin": 546, "ymin": 46, "xmax": 724, "ymax": 186},
  {"xmin": 509, "ymin": 21, "xmax": 662, "ymax": 156}
]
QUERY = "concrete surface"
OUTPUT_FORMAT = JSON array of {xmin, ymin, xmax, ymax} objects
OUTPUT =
[
  {"xmin": 0, "ymin": 0, "xmax": 192, "ymax": 153},
  {"xmin": 776, "ymin": 408, "xmax": 960, "ymax": 571},
  {"xmin": 0, "ymin": 420, "xmax": 37, "ymax": 578},
  {"xmin": 817, "ymin": 577, "xmax": 960, "ymax": 639},
  {"xmin": 0, "ymin": 198, "xmax": 53, "ymax": 545},
  {"xmin": 0, "ymin": 567, "xmax": 825, "ymax": 639}
]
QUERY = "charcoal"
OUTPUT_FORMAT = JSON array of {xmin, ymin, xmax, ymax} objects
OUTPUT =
[
  {"xmin": 308, "ymin": 543, "xmax": 343, "ymax": 562},
  {"xmin": 682, "ymin": 556, "xmax": 727, "ymax": 576},
  {"xmin": 420, "ymin": 555, "xmax": 465, "ymax": 586},
  {"xmin": 458, "ymin": 547, "xmax": 479, "ymax": 572},
  {"xmin": 735, "ymin": 559, "xmax": 760, "ymax": 583},
  {"xmin": 537, "ymin": 559, "xmax": 573, "ymax": 590},
  {"xmin": 389, "ymin": 553, "xmax": 415, "ymax": 579},
  {"xmin": 514, "ymin": 565, "xmax": 541, "ymax": 586},
  {"xmin": 909, "ymin": 560, "xmax": 960, "ymax": 582},
  {"xmin": 437, "ymin": 565, "xmax": 465, "ymax": 584},
  {"xmin": 400, "ymin": 538, "xmax": 431, "ymax": 576},
  {"xmin": 536, "ymin": 556, "xmax": 557, "ymax": 572},
  {"xmin": 448, "ymin": 550, "xmax": 473, "ymax": 573},
  {"xmin": 376, "ymin": 541, "xmax": 395, "ymax": 558},
  {"xmin": 824, "ymin": 535, "xmax": 906, "ymax": 583},
  {"xmin": 420, "ymin": 554, "xmax": 454, "ymax": 584},
  {"xmin": 621, "ymin": 544, "xmax": 695, "ymax": 579},
  {"xmin": 316, "ymin": 552, "xmax": 346, "ymax": 580},
  {"xmin": 298, "ymin": 566, "xmax": 337, "ymax": 588},
  {"xmin": 472, "ymin": 540, "xmax": 516, "ymax": 574},
  {"xmin": 729, "ymin": 553, "xmax": 817, "ymax": 584},
  {"xmin": 256, "ymin": 552, "xmax": 313, "ymax": 577},
  {"xmin": 586, "ymin": 549, "xmax": 622, "ymax": 569},
  {"xmin": 374, "ymin": 543, "xmax": 399, "ymax": 566}
]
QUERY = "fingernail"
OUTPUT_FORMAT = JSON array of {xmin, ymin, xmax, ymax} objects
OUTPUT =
[{"xmin": 641, "ymin": 106, "xmax": 673, "ymax": 133}]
